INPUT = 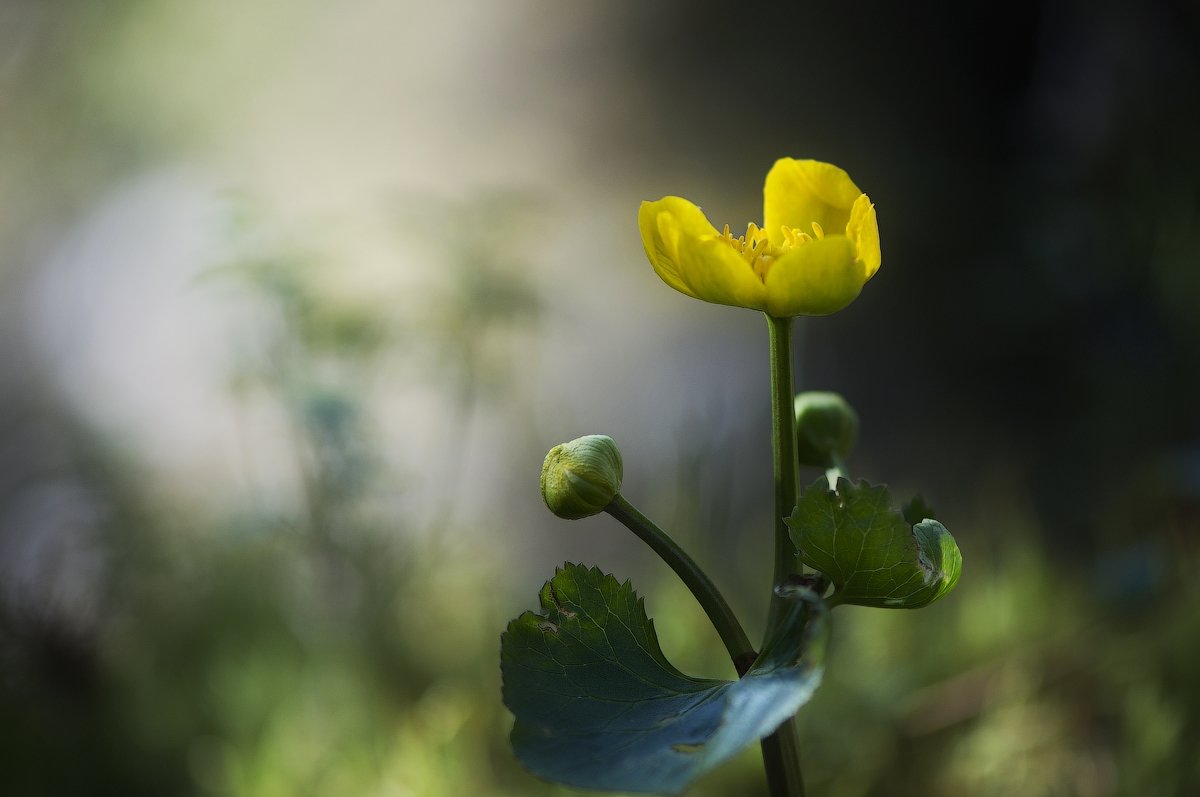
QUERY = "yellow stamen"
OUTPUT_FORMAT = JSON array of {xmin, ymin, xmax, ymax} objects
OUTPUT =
[{"xmin": 716, "ymin": 220, "xmax": 829, "ymax": 282}]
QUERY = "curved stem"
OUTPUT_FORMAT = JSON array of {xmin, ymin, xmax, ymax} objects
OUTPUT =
[
  {"xmin": 762, "ymin": 313, "xmax": 807, "ymax": 797},
  {"xmin": 605, "ymin": 494, "xmax": 756, "ymax": 668}
]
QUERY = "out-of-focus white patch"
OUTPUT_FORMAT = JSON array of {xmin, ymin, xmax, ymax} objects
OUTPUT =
[
  {"xmin": 14, "ymin": 0, "xmax": 769, "ymax": 544},
  {"xmin": 24, "ymin": 172, "xmax": 304, "ymax": 511}
]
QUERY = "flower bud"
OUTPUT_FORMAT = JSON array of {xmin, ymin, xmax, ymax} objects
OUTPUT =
[
  {"xmin": 793, "ymin": 392, "xmax": 859, "ymax": 468},
  {"xmin": 540, "ymin": 435, "xmax": 623, "ymax": 519}
]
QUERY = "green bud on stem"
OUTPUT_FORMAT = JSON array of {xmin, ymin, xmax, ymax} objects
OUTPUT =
[
  {"xmin": 540, "ymin": 435, "xmax": 623, "ymax": 519},
  {"xmin": 793, "ymin": 391, "xmax": 859, "ymax": 468}
]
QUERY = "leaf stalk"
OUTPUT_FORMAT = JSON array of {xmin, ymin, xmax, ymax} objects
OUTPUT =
[{"xmin": 605, "ymin": 494, "xmax": 755, "ymax": 668}]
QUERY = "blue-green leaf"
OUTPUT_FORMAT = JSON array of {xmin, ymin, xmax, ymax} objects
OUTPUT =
[
  {"xmin": 501, "ymin": 563, "xmax": 826, "ymax": 795},
  {"xmin": 786, "ymin": 477, "xmax": 962, "ymax": 609}
]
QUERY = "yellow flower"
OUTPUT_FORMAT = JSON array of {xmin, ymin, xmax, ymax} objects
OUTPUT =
[{"xmin": 639, "ymin": 158, "xmax": 881, "ymax": 317}]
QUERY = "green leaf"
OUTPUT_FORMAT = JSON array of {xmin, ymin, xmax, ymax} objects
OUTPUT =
[
  {"xmin": 786, "ymin": 478, "xmax": 962, "ymax": 609},
  {"xmin": 501, "ymin": 563, "xmax": 826, "ymax": 795}
]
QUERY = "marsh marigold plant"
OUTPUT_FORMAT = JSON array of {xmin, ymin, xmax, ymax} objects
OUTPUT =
[
  {"xmin": 639, "ymin": 158, "xmax": 881, "ymax": 316},
  {"xmin": 503, "ymin": 157, "xmax": 959, "ymax": 797}
]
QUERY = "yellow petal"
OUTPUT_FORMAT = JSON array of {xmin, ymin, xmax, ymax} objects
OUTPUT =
[
  {"xmin": 846, "ymin": 193, "xmax": 881, "ymax": 280},
  {"xmin": 639, "ymin": 198, "xmax": 700, "ymax": 299},
  {"xmin": 764, "ymin": 235, "xmax": 862, "ymax": 316},
  {"xmin": 683, "ymin": 237, "xmax": 769, "ymax": 311},
  {"xmin": 763, "ymin": 159, "xmax": 863, "ymax": 248},
  {"xmin": 638, "ymin": 197, "xmax": 766, "ymax": 311}
]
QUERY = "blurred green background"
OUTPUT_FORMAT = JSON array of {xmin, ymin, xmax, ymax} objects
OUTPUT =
[{"xmin": 2, "ymin": 1, "xmax": 1198, "ymax": 795}]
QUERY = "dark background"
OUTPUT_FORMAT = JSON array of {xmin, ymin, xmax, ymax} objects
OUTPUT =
[{"xmin": 614, "ymin": 0, "xmax": 1200, "ymax": 556}]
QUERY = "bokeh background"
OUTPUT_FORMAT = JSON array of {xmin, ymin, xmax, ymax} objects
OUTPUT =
[{"xmin": 2, "ymin": 1, "xmax": 1199, "ymax": 795}]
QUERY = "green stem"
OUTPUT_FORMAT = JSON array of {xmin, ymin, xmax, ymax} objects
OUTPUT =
[
  {"xmin": 761, "ymin": 719, "xmax": 805, "ymax": 796},
  {"xmin": 762, "ymin": 313, "xmax": 806, "ymax": 797},
  {"xmin": 605, "ymin": 494, "xmax": 756, "ymax": 669},
  {"xmin": 765, "ymin": 314, "xmax": 800, "ymax": 641}
]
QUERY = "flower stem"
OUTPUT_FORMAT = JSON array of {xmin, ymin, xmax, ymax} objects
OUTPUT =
[
  {"xmin": 762, "ymin": 313, "xmax": 806, "ymax": 797},
  {"xmin": 765, "ymin": 314, "xmax": 800, "ymax": 640},
  {"xmin": 605, "ymin": 494, "xmax": 756, "ymax": 669},
  {"xmin": 761, "ymin": 719, "xmax": 806, "ymax": 796}
]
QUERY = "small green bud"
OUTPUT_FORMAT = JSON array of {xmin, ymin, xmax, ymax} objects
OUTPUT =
[
  {"xmin": 793, "ymin": 391, "xmax": 859, "ymax": 468},
  {"xmin": 540, "ymin": 435, "xmax": 623, "ymax": 520}
]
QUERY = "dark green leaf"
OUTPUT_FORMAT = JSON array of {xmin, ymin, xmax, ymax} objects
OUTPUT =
[
  {"xmin": 501, "ymin": 563, "xmax": 826, "ymax": 795},
  {"xmin": 786, "ymin": 478, "xmax": 962, "ymax": 609}
]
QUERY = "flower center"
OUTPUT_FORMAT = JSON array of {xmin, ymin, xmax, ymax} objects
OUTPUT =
[{"xmin": 717, "ymin": 221, "xmax": 825, "ymax": 281}]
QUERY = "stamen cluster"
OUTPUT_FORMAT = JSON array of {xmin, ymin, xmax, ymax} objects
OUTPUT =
[{"xmin": 717, "ymin": 221, "xmax": 826, "ymax": 281}]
